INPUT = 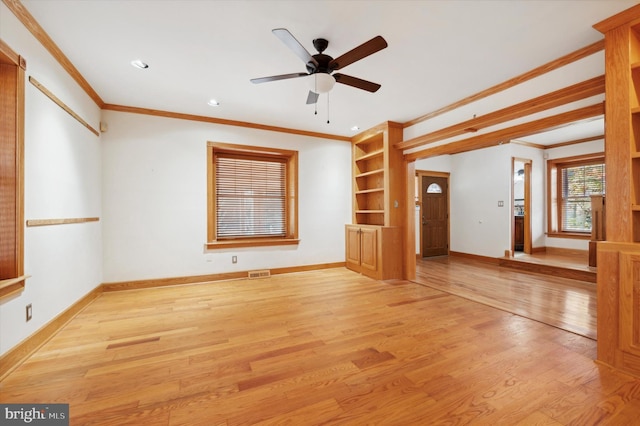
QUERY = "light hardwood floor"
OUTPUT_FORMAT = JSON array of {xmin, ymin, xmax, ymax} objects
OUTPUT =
[
  {"xmin": 0, "ymin": 265, "xmax": 636, "ymax": 425},
  {"xmin": 415, "ymin": 255, "xmax": 597, "ymax": 339}
]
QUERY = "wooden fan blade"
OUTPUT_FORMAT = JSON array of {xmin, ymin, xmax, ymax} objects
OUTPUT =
[
  {"xmin": 272, "ymin": 28, "xmax": 319, "ymax": 67},
  {"xmin": 333, "ymin": 74, "xmax": 381, "ymax": 92},
  {"xmin": 250, "ymin": 73, "xmax": 308, "ymax": 84},
  {"xmin": 329, "ymin": 36, "xmax": 387, "ymax": 70},
  {"xmin": 306, "ymin": 91, "xmax": 319, "ymax": 104}
]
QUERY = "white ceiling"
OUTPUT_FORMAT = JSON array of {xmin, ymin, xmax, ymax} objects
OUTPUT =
[{"xmin": 17, "ymin": 0, "xmax": 638, "ymax": 141}]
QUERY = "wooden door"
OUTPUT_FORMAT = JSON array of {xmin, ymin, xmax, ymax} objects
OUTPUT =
[{"xmin": 421, "ymin": 176, "xmax": 449, "ymax": 257}]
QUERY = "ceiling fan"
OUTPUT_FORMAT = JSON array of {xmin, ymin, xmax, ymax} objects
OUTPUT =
[{"xmin": 251, "ymin": 28, "xmax": 388, "ymax": 105}]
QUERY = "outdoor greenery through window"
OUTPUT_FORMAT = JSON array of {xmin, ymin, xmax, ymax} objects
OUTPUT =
[
  {"xmin": 547, "ymin": 153, "xmax": 605, "ymax": 237},
  {"xmin": 206, "ymin": 142, "xmax": 298, "ymax": 249},
  {"xmin": 561, "ymin": 163, "xmax": 605, "ymax": 232}
]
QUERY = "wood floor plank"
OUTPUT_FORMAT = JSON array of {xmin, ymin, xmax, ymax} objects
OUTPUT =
[{"xmin": 0, "ymin": 265, "xmax": 637, "ymax": 425}]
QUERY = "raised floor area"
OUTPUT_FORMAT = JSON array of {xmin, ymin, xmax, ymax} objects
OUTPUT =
[{"xmin": 499, "ymin": 249, "xmax": 596, "ymax": 283}]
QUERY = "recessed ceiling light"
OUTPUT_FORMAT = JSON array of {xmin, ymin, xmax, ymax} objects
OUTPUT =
[
  {"xmin": 350, "ymin": 126, "xmax": 360, "ymax": 131},
  {"xmin": 130, "ymin": 59, "xmax": 149, "ymax": 69},
  {"xmin": 207, "ymin": 99, "xmax": 220, "ymax": 107}
]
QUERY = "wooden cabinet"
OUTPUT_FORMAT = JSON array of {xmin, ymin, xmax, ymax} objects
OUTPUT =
[
  {"xmin": 347, "ymin": 121, "xmax": 405, "ymax": 280},
  {"xmin": 619, "ymin": 250, "xmax": 640, "ymax": 356},
  {"xmin": 345, "ymin": 224, "xmax": 402, "ymax": 280},
  {"xmin": 594, "ymin": 4, "xmax": 640, "ymax": 378},
  {"xmin": 346, "ymin": 225, "xmax": 377, "ymax": 276}
]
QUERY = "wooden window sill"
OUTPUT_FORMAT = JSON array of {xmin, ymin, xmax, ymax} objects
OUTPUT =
[
  {"xmin": 547, "ymin": 232, "xmax": 591, "ymax": 240},
  {"xmin": 205, "ymin": 239, "xmax": 300, "ymax": 250},
  {"xmin": 0, "ymin": 275, "xmax": 30, "ymax": 299}
]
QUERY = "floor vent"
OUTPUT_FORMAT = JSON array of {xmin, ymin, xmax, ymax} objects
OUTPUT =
[{"xmin": 248, "ymin": 270, "xmax": 271, "ymax": 279}]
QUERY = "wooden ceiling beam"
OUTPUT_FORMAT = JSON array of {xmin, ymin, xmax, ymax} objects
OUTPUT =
[
  {"xmin": 405, "ymin": 103, "xmax": 604, "ymax": 161},
  {"xmin": 544, "ymin": 134, "xmax": 604, "ymax": 149},
  {"xmin": 396, "ymin": 75, "xmax": 605, "ymax": 151}
]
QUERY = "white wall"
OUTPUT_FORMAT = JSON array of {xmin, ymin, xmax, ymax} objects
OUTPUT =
[
  {"xmin": 449, "ymin": 145, "xmax": 513, "ymax": 257},
  {"xmin": 0, "ymin": 2, "xmax": 103, "ymax": 356},
  {"xmin": 101, "ymin": 110, "xmax": 352, "ymax": 283}
]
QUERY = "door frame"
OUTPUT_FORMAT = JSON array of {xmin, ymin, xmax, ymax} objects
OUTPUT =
[
  {"xmin": 511, "ymin": 158, "xmax": 532, "ymax": 255},
  {"xmin": 416, "ymin": 170, "xmax": 450, "ymax": 258}
]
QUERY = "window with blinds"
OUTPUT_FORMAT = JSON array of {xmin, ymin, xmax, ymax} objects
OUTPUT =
[
  {"xmin": 547, "ymin": 153, "xmax": 605, "ymax": 237},
  {"xmin": 215, "ymin": 153, "xmax": 286, "ymax": 238},
  {"xmin": 560, "ymin": 162, "xmax": 605, "ymax": 233},
  {"xmin": 206, "ymin": 142, "xmax": 298, "ymax": 248}
]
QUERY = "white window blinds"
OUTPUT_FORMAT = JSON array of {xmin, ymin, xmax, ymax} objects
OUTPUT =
[{"xmin": 215, "ymin": 153, "xmax": 286, "ymax": 239}]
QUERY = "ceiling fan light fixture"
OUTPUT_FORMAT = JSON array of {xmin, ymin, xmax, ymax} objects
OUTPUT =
[
  {"xmin": 207, "ymin": 99, "xmax": 220, "ymax": 106},
  {"xmin": 311, "ymin": 73, "xmax": 336, "ymax": 93},
  {"xmin": 130, "ymin": 59, "xmax": 149, "ymax": 69}
]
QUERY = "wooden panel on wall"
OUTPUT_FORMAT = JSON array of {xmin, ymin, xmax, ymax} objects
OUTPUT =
[
  {"xmin": 29, "ymin": 77, "xmax": 99, "ymax": 136},
  {"xmin": 597, "ymin": 243, "xmax": 621, "ymax": 366},
  {"xmin": 26, "ymin": 217, "xmax": 99, "ymax": 227}
]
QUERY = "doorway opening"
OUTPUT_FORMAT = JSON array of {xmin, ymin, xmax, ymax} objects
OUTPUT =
[
  {"xmin": 416, "ymin": 171, "xmax": 449, "ymax": 258},
  {"xmin": 512, "ymin": 158, "xmax": 532, "ymax": 255}
]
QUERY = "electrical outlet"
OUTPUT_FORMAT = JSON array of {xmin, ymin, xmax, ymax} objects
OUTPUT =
[
  {"xmin": 26, "ymin": 304, "xmax": 32, "ymax": 322},
  {"xmin": 232, "ymin": 256, "xmax": 238, "ymax": 264}
]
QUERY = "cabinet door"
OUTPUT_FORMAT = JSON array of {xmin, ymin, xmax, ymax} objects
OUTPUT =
[
  {"xmin": 619, "ymin": 252, "xmax": 640, "ymax": 356},
  {"xmin": 345, "ymin": 226, "xmax": 362, "ymax": 272},
  {"xmin": 359, "ymin": 227, "xmax": 378, "ymax": 273}
]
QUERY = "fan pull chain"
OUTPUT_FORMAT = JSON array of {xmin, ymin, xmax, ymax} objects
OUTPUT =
[
  {"xmin": 327, "ymin": 92, "xmax": 330, "ymax": 124},
  {"xmin": 314, "ymin": 75, "xmax": 318, "ymax": 115}
]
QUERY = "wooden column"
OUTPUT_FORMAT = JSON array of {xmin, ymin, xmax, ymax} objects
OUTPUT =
[{"xmin": 594, "ymin": 4, "xmax": 640, "ymax": 377}]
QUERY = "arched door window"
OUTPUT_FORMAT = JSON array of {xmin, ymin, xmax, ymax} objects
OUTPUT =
[{"xmin": 426, "ymin": 183, "xmax": 442, "ymax": 193}]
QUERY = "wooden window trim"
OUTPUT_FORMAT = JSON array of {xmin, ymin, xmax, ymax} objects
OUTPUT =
[
  {"xmin": 206, "ymin": 142, "xmax": 298, "ymax": 250},
  {"xmin": 0, "ymin": 39, "xmax": 26, "ymax": 299},
  {"xmin": 546, "ymin": 152, "xmax": 605, "ymax": 238}
]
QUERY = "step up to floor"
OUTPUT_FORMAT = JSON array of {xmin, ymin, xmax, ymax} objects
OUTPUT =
[{"xmin": 498, "ymin": 257, "xmax": 596, "ymax": 283}]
